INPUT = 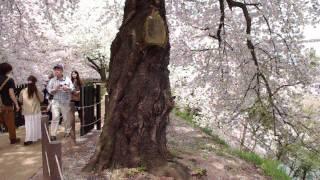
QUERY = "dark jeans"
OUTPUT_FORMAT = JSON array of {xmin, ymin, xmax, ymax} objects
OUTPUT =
[{"xmin": 72, "ymin": 100, "xmax": 82, "ymax": 121}]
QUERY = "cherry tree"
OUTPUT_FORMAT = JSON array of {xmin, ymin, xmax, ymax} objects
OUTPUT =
[
  {"xmin": 1, "ymin": 0, "xmax": 320, "ymax": 178},
  {"xmin": 167, "ymin": 0, "xmax": 320, "ymax": 177}
]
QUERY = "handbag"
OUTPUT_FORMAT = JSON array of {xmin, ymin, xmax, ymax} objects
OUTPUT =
[{"xmin": 71, "ymin": 91, "xmax": 80, "ymax": 101}]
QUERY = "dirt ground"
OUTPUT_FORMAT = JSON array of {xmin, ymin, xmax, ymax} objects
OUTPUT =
[
  {"xmin": 30, "ymin": 114, "xmax": 269, "ymax": 180},
  {"xmin": 1, "ymin": 92, "xmax": 269, "ymax": 180},
  {"xmin": 0, "ymin": 119, "xmax": 83, "ymax": 180},
  {"xmin": 0, "ymin": 127, "xmax": 42, "ymax": 180}
]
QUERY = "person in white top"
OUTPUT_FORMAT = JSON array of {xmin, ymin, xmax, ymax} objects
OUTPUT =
[{"xmin": 19, "ymin": 75, "xmax": 44, "ymax": 146}]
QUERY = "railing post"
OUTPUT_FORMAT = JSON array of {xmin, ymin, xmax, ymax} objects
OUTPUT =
[
  {"xmin": 69, "ymin": 102, "xmax": 76, "ymax": 144},
  {"xmin": 41, "ymin": 115, "xmax": 63, "ymax": 180},
  {"xmin": 49, "ymin": 141, "xmax": 62, "ymax": 180},
  {"xmin": 41, "ymin": 115, "xmax": 50, "ymax": 180},
  {"xmin": 80, "ymin": 86, "xmax": 85, "ymax": 136},
  {"xmin": 96, "ymin": 84, "xmax": 101, "ymax": 130}
]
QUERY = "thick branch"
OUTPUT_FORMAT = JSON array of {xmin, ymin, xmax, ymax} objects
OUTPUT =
[
  {"xmin": 217, "ymin": 0, "xmax": 225, "ymax": 47},
  {"xmin": 86, "ymin": 56, "xmax": 101, "ymax": 71}
]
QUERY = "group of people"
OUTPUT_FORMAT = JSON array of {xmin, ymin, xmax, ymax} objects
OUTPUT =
[{"xmin": 0, "ymin": 62, "xmax": 83, "ymax": 145}]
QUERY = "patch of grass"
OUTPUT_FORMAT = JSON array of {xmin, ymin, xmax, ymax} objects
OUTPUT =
[
  {"xmin": 261, "ymin": 159, "xmax": 290, "ymax": 180},
  {"xmin": 207, "ymin": 133, "xmax": 229, "ymax": 148},
  {"xmin": 231, "ymin": 150, "xmax": 290, "ymax": 180},
  {"xmin": 137, "ymin": 165, "xmax": 147, "ymax": 172},
  {"xmin": 200, "ymin": 126, "xmax": 213, "ymax": 135},
  {"xmin": 125, "ymin": 166, "xmax": 147, "ymax": 177},
  {"xmin": 231, "ymin": 150, "xmax": 263, "ymax": 165},
  {"xmin": 173, "ymin": 107, "xmax": 194, "ymax": 124}
]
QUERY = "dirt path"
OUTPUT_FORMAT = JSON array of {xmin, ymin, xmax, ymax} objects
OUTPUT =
[
  {"xmin": 0, "ymin": 127, "xmax": 42, "ymax": 180},
  {"xmin": 0, "ymin": 94, "xmax": 107, "ymax": 180}
]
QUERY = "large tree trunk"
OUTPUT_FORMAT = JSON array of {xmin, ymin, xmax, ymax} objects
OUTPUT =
[{"xmin": 84, "ymin": 0, "xmax": 182, "ymax": 175}]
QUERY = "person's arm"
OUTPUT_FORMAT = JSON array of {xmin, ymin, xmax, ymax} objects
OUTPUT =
[
  {"xmin": 46, "ymin": 101, "xmax": 52, "ymax": 112},
  {"xmin": 9, "ymin": 88, "xmax": 20, "ymax": 111},
  {"xmin": 47, "ymin": 79, "xmax": 58, "ymax": 94},
  {"xmin": 62, "ymin": 78, "xmax": 74, "ymax": 92},
  {"xmin": 38, "ymin": 91, "xmax": 44, "ymax": 102}
]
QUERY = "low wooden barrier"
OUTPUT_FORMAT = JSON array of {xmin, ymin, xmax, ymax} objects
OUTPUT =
[{"xmin": 41, "ymin": 116, "xmax": 64, "ymax": 180}]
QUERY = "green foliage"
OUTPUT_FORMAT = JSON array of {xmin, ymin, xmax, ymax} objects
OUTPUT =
[
  {"xmin": 231, "ymin": 150, "xmax": 290, "ymax": 180},
  {"xmin": 247, "ymin": 101, "xmax": 274, "ymax": 130},
  {"xmin": 137, "ymin": 165, "xmax": 147, "ymax": 172},
  {"xmin": 285, "ymin": 142, "xmax": 320, "ymax": 178},
  {"xmin": 231, "ymin": 150, "xmax": 264, "ymax": 165},
  {"xmin": 125, "ymin": 166, "xmax": 147, "ymax": 177},
  {"xmin": 173, "ymin": 107, "xmax": 194, "ymax": 124},
  {"xmin": 261, "ymin": 160, "xmax": 290, "ymax": 180},
  {"xmin": 191, "ymin": 168, "xmax": 207, "ymax": 177}
]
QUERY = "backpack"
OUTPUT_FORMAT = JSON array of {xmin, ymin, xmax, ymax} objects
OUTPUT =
[{"xmin": 0, "ymin": 77, "xmax": 10, "ymax": 113}]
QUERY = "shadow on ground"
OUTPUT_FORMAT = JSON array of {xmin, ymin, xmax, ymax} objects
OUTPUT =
[{"xmin": 0, "ymin": 127, "xmax": 42, "ymax": 180}]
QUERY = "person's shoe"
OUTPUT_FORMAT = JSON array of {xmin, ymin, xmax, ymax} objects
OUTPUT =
[
  {"xmin": 50, "ymin": 136, "xmax": 57, "ymax": 141},
  {"xmin": 24, "ymin": 141, "xmax": 33, "ymax": 146},
  {"xmin": 10, "ymin": 138, "xmax": 21, "ymax": 144}
]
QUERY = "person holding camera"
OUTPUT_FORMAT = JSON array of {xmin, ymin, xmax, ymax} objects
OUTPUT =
[{"xmin": 47, "ymin": 64, "xmax": 74, "ymax": 140}]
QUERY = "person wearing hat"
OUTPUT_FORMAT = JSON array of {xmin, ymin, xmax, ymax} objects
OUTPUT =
[{"xmin": 47, "ymin": 64, "xmax": 74, "ymax": 140}]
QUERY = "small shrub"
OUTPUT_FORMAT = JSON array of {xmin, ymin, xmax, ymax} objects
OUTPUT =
[
  {"xmin": 125, "ymin": 166, "xmax": 146, "ymax": 177},
  {"xmin": 191, "ymin": 168, "xmax": 207, "ymax": 177},
  {"xmin": 137, "ymin": 165, "xmax": 147, "ymax": 172},
  {"xmin": 173, "ymin": 107, "xmax": 194, "ymax": 124}
]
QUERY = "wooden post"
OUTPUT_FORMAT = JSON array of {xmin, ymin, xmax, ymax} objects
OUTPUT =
[
  {"xmin": 48, "ymin": 141, "xmax": 62, "ymax": 180},
  {"xmin": 41, "ymin": 116, "xmax": 50, "ymax": 180},
  {"xmin": 96, "ymin": 84, "xmax": 101, "ymax": 130},
  {"xmin": 88, "ymin": 86, "xmax": 94, "ymax": 132},
  {"xmin": 41, "ymin": 115, "xmax": 63, "ymax": 180},
  {"xmin": 80, "ymin": 86, "xmax": 85, "ymax": 136}
]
